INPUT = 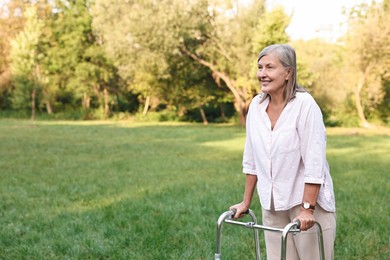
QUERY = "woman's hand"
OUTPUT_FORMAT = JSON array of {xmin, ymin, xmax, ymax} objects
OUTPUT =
[
  {"xmin": 229, "ymin": 202, "xmax": 249, "ymax": 220},
  {"xmin": 293, "ymin": 208, "xmax": 316, "ymax": 231},
  {"xmin": 229, "ymin": 174, "xmax": 257, "ymax": 220}
]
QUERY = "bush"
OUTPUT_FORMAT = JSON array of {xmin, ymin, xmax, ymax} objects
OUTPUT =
[{"xmin": 134, "ymin": 111, "xmax": 181, "ymax": 122}]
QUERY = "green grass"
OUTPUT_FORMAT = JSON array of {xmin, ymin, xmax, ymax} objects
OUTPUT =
[{"xmin": 0, "ymin": 120, "xmax": 389, "ymax": 259}]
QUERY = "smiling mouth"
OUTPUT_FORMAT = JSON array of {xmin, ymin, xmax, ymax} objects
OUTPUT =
[{"xmin": 261, "ymin": 81, "xmax": 270, "ymax": 86}]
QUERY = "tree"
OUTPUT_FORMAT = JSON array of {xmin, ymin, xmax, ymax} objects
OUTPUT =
[
  {"xmin": 345, "ymin": 0, "xmax": 390, "ymax": 127},
  {"xmin": 179, "ymin": 1, "xmax": 291, "ymax": 125},
  {"xmin": 40, "ymin": 0, "xmax": 120, "ymax": 118},
  {"xmin": 1, "ymin": 0, "xmax": 53, "ymax": 112},
  {"xmin": 252, "ymin": 6, "xmax": 290, "ymax": 51},
  {"xmin": 177, "ymin": 0, "xmax": 258, "ymax": 125},
  {"xmin": 92, "ymin": 0, "xmax": 179, "ymax": 115},
  {"xmin": 92, "ymin": 0, "xmax": 289, "ymax": 124},
  {"xmin": 293, "ymin": 39, "xmax": 347, "ymax": 124},
  {"xmin": 10, "ymin": 5, "xmax": 44, "ymax": 120},
  {"xmin": 0, "ymin": 0, "xmax": 28, "ymax": 109},
  {"xmin": 159, "ymin": 54, "xmax": 225, "ymax": 124}
]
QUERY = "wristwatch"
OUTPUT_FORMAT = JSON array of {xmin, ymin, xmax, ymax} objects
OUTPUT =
[{"xmin": 301, "ymin": 202, "xmax": 315, "ymax": 210}]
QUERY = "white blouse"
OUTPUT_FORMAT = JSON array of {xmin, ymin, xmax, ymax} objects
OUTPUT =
[{"xmin": 243, "ymin": 92, "xmax": 336, "ymax": 212}]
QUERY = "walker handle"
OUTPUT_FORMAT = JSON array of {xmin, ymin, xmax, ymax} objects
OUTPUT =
[
  {"xmin": 294, "ymin": 219, "xmax": 301, "ymax": 229},
  {"xmin": 230, "ymin": 208, "xmax": 250, "ymax": 218}
]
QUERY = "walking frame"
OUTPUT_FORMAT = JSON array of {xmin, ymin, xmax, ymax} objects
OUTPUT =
[{"xmin": 215, "ymin": 209, "xmax": 325, "ymax": 260}]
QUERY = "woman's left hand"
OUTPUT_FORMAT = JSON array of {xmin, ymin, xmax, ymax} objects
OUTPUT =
[{"xmin": 293, "ymin": 208, "xmax": 316, "ymax": 231}]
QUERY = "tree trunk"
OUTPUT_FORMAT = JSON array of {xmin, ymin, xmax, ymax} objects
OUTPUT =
[
  {"xmin": 82, "ymin": 93, "xmax": 91, "ymax": 110},
  {"xmin": 86, "ymin": 96, "xmax": 90, "ymax": 110},
  {"xmin": 233, "ymin": 99, "xmax": 248, "ymax": 126},
  {"xmin": 199, "ymin": 106, "xmax": 208, "ymax": 125},
  {"xmin": 82, "ymin": 93, "xmax": 91, "ymax": 119},
  {"xmin": 31, "ymin": 88, "xmax": 36, "ymax": 121},
  {"xmin": 143, "ymin": 95, "xmax": 150, "ymax": 115},
  {"xmin": 45, "ymin": 100, "xmax": 52, "ymax": 114},
  {"xmin": 354, "ymin": 80, "xmax": 370, "ymax": 128},
  {"xmin": 94, "ymin": 85, "xmax": 104, "ymax": 114},
  {"xmin": 31, "ymin": 64, "xmax": 41, "ymax": 121},
  {"xmin": 220, "ymin": 104, "xmax": 226, "ymax": 120},
  {"xmin": 104, "ymin": 87, "xmax": 109, "ymax": 118}
]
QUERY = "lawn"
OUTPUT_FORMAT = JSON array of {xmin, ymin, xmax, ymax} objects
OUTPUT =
[{"xmin": 0, "ymin": 120, "xmax": 389, "ymax": 259}]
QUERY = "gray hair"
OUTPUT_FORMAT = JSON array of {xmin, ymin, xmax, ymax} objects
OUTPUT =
[{"xmin": 257, "ymin": 44, "xmax": 305, "ymax": 105}]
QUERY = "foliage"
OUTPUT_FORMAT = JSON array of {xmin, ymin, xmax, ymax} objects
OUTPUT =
[
  {"xmin": 293, "ymin": 40, "xmax": 348, "ymax": 124},
  {"xmin": 183, "ymin": 0, "xmax": 287, "ymax": 124},
  {"xmin": 252, "ymin": 6, "xmax": 290, "ymax": 51},
  {"xmin": 41, "ymin": 0, "xmax": 121, "ymax": 118},
  {"xmin": 0, "ymin": 0, "xmax": 27, "ymax": 107},
  {"xmin": 345, "ymin": 0, "xmax": 390, "ymax": 126},
  {"xmin": 0, "ymin": 0, "xmax": 389, "ymax": 125},
  {"xmin": 92, "ymin": 0, "xmax": 289, "ymax": 124},
  {"xmin": 92, "ymin": 0, "xmax": 226, "ymax": 121},
  {"xmin": 9, "ymin": 5, "xmax": 44, "ymax": 114}
]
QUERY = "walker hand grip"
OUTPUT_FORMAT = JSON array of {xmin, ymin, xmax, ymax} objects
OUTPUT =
[
  {"xmin": 294, "ymin": 219, "xmax": 301, "ymax": 229},
  {"xmin": 230, "ymin": 208, "xmax": 250, "ymax": 218}
]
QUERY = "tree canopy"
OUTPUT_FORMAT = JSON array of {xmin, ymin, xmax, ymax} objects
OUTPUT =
[{"xmin": 0, "ymin": 0, "xmax": 389, "ymax": 126}]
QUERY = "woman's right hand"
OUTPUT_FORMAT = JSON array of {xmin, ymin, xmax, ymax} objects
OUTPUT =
[{"xmin": 229, "ymin": 202, "xmax": 249, "ymax": 220}]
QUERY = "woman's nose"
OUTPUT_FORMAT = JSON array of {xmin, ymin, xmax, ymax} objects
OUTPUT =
[{"xmin": 258, "ymin": 68, "xmax": 266, "ymax": 78}]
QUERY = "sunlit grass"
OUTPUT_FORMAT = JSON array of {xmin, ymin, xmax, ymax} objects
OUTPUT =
[{"xmin": 0, "ymin": 120, "xmax": 389, "ymax": 259}]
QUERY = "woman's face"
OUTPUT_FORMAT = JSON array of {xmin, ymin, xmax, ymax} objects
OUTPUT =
[{"xmin": 257, "ymin": 53, "xmax": 290, "ymax": 96}]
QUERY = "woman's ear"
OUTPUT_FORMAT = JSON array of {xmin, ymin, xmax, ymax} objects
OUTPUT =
[{"xmin": 285, "ymin": 68, "xmax": 292, "ymax": 80}]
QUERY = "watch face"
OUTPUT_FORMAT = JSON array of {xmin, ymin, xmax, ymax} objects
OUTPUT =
[{"xmin": 302, "ymin": 202, "xmax": 315, "ymax": 210}]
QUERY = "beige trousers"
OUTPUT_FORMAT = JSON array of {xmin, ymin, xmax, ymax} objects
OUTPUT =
[{"xmin": 262, "ymin": 204, "xmax": 336, "ymax": 260}]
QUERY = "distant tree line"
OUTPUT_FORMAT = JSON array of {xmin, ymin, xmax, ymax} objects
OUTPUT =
[{"xmin": 0, "ymin": 0, "xmax": 389, "ymax": 126}]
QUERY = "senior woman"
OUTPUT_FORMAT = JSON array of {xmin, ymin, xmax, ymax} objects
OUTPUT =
[{"xmin": 230, "ymin": 44, "xmax": 336, "ymax": 260}]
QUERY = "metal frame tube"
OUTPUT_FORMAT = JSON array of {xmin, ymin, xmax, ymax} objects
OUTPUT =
[
  {"xmin": 215, "ymin": 211, "xmax": 233, "ymax": 260},
  {"xmin": 215, "ymin": 210, "xmax": 261, "ymax": 260},
  {"xmin": 281, "ymin": 222, "xmax": 299, "ymax": 260},
  {"xmin": 281, "ymin": 222, "xmax": 325, "ymax": 260},
  {"xmin": 315, "ymin": 222, "xmax": 325, "ymax": 260}
]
